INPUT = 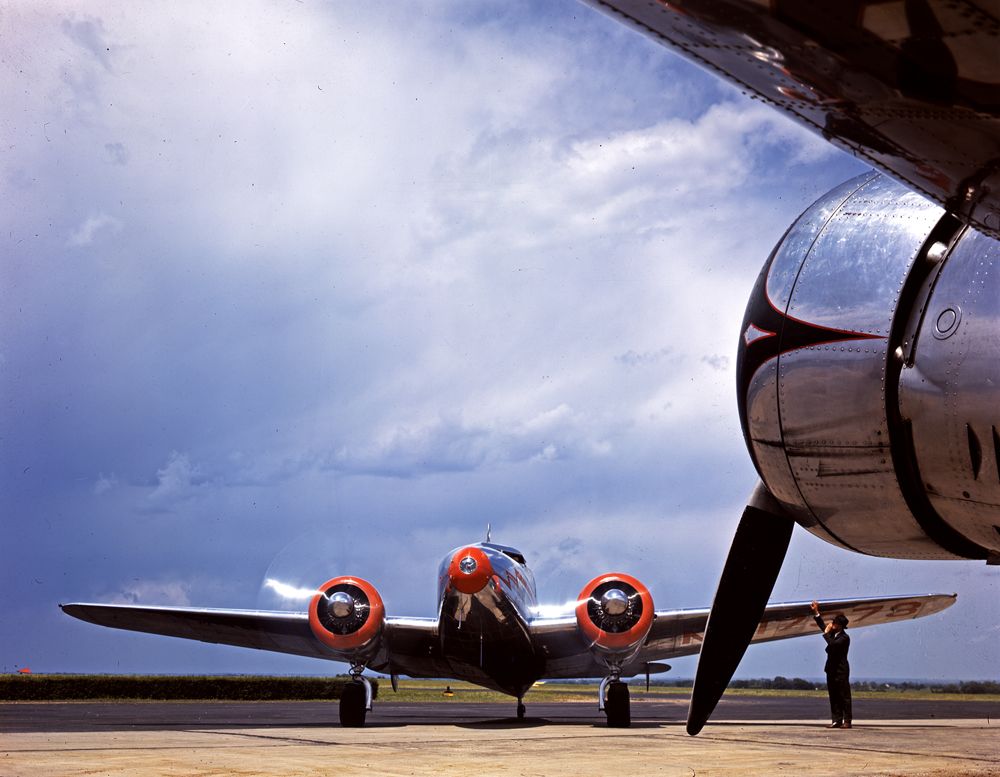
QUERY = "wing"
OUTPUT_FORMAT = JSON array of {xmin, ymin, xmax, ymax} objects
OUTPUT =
[
  {"xmin": 60, "ymin": 603, "xmax": 332, "ymax": 660},
  {"xmin": 60, "ymin": 603, "xmax": 438, "ymax": 668},
  {"xmin": 639, "ymin": 593, "xmax": 956, "ymax": 663},
  {"xmin": 582, "ymin": 1, "xmax": 1000, "ymax": 237},
  {"xmin": 530, "ymin": 593, "xmax": 955, "ymax": 679}
]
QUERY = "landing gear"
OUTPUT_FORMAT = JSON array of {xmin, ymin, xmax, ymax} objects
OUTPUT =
[
  {"xmin": 599, "ymin": 673, "xmax": 631, "ymax": 728},
  {"xmin": 516, "ymin": 699, "xmax": 526, "ymax": 720},
  {"xmin": 340, "ymin": 680, "xmax": 367, "ymax": 727},
  {"xmin": 340, "ymin": 667, "xmax": 373, "ymax": 728},
  {"xmin": 605, "ymin": 681, "xmax": 630, "ymax": 728}
]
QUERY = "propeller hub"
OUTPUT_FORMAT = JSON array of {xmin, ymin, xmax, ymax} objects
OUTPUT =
[
  {"xmin": 458, "ymin": 556, "xmax": 478, "ymax": 574},
  {"xmin": 601, "ymin": 588, "xmax": 629, "ymax": 616},
  {"xmin": 328, "ymin": 591, "xmax": 355, "ymax": 619}
]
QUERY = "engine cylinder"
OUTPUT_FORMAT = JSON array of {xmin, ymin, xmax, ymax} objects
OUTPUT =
[
  {"xmin": 308, "ymin": 576, "xmax": 385, "ymax": 654},
  {"xmin": 575, "ymin": 573, "xmax": 654, "ymax": 656}
]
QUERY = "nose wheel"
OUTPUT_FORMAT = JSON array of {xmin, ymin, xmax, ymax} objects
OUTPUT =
[
  {"xmin": 599, "ymin": 675, "xmax": 631, "ymax": 728},
  {"xmin": 516, "ymin": 699, "xmax": 526, "ymax": 720}
]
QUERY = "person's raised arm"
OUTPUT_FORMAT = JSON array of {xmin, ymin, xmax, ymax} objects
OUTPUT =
[{"xmin": 810, "ymin": 600, "xmax": 828, "ymax": 632}]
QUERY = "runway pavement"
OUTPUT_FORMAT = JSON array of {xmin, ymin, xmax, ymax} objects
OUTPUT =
[{"xmin": 2, "ymin": 696, "xmax": 998, "ymax": 776}]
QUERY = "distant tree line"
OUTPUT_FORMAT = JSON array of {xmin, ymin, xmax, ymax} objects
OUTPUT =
[
  {"xmin": 651, "ymin": 677, "xmax": 1000, "ymax": 694},
  {"xmin": 729, "ymin": 676, "xmax": 816, "ymax": 690},
  {"xmin": 888, "ymin": 680, "xmax": 1000, "ymax": 695},
  {"xmin": 0, "ymin": 674, "xmax": 378, "ymax": 701},
  {"xmin": 650, "ymin": 678, "xmax": 816, "ymax": 689}
]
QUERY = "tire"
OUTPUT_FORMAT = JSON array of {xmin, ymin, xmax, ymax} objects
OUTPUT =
[
  {"xmin": 339, "ymin": 680, "xmax": 367, "ymax": 727},
  {"xmin": 605, "ymin": 681, "xmax": 630, "ymax": 728}
]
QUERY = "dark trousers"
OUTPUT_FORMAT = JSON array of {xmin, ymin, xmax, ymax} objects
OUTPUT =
[{"xmin": 826, "ymin": 672, "xmax": 852, "ymax": 723}]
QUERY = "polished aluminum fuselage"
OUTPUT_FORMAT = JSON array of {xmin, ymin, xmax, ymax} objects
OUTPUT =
[
  {"xmin": 433, "ymin": 543, "xmax": 543, "ymax": 697},
  {"xmin": 739, "ymin": 172, "xmax": 1000, "ymax": 561}
]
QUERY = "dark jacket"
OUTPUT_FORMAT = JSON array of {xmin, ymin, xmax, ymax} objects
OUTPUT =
[{"xmin": 814, "ymin": 615, "xmax": 850, "ymax": 676}]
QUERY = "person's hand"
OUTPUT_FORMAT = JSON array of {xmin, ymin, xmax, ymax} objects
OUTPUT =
[
  {"xmin": 824, "ymin": 623, "xmax": 834, "ymax": 634},
  {"xmin": 810, "ymin": 600, "xmax": 820, "ymax": 615}
]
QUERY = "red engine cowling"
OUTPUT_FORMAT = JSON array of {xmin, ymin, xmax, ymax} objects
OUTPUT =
[
  {"xmin": 308, "ymin": 576, "xmax": 385, "ymax": 654},
  {"xmin": 446, "ymin": 546, "xmax": 494, "ymax": 594},
  {"xmin": 576, "ymin": 573, "xmax": 654, "ymax": 656}
]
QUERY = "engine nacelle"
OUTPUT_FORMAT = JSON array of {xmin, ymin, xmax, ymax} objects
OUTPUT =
[
  {"xmin": 308, "ymin": 576, "xmax": 385, "ymax": 656},
  {"xmin": 575, "ymin": 573, "xmax": 654, "ymax": 659},
  {"xmin": 738, "ymin": 171, "xmax": 1000, "ymax": 561}
]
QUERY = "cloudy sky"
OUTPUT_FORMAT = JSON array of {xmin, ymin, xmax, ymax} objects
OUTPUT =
[{"xmin": 3, "ymin": 0, "xmax": 996, "ymax": 682}]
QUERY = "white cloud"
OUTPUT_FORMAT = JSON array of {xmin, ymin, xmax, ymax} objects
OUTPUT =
[
  {"xmin": 92, "ymin": 472, "xmax": 118, "ymax": 495},
  {"xmin": 701, "ymin": 354, "xmax": 729, "ymax": 371},
  {"xmin": 147, "ymin": 451, "xmax": 201, "ymax": 507},
  {"xmin": 5, "ymin": 6, "xmax": 828, "ymax": 482},
  {"xmin": 618, "ymin": 347, "xmax": 670, "ymax": 365},
  {"xmin": 322, "ymin": 402, "xmax": 609, "ymax": 478},
  {"xmin": 105, "ymin": 579, "xmax": 191, "ymax": 606},
  {"xmin": 3, "ymin": 0, "xmax": 834, "ymax": 509},
  {"xmin": 67, "ymin": 213, "xmax": 122, "ymax": 247}
]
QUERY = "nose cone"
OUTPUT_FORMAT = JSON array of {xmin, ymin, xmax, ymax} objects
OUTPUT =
[
  {"xmin": 601, "ymin": 588, "xmax": 629, "ymax": 616},
  {"xmin": 447, "ymin": 546, "xmax": 493, "ymax": 594},
  {"xmin": 327, "ymin": 590, "xmax": 355, "ymax": 619}
]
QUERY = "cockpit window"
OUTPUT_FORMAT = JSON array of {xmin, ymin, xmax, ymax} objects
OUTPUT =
[{"xmin": 482, "ymin": 543, "xmax": 526, "ymax": 566}]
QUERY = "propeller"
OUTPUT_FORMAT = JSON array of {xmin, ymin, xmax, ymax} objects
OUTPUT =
[
  {"xmin": 686, "ymin": 482, "xmax": 795, "ymax": 735},
  {"xmin": 256, "ymin": 530, "xmax": 383, "ymax": 613}
]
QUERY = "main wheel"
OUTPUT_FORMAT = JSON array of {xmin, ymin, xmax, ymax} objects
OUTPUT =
[
  {"xmin": 605, "ymin": 681, "xmax": 630, "ymax": 728},
  {"xmin": 517, "ymin": 701, "xmax": 526, "ymax": 720},
  {"xmin": 339, "ymin": 680, "xmax": 367, "ymax": 727}
]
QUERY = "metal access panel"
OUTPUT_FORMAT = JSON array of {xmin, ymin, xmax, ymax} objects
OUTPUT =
[{"xmin": 900, "ymin": 228, "xmax": 1000, "ymax": 554}]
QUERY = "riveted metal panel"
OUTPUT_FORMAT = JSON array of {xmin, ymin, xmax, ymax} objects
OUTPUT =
[
  {"xmin": 784, "ymin": 175, "xmax": 940, "ymax": 336},
  {"xmin": 765, "ymin": 172, "xmax": 878, "ymax": 312},
  {"xmin": 778, "ymin": 175, "xmax": 952, "ymax": 557},
  {"xmin": 742, "ymin": 174, "xmax": 875, "ymax": 538},
  {"xmin": 900, "ymin": 228, "xmax": 1000, "ymax": 553},
  {"xmin": 745, "ymin": 360, "xmax": 808, "ymax": 519}
]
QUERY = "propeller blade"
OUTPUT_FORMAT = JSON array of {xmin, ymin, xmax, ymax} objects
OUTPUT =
[{"xmin": 686, "ymin": 483, "xmax": 795, "ymax": 735}]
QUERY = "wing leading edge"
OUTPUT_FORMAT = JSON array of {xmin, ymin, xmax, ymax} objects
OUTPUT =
[{"xmin": 60, "ymin": 603, "xmax": 438, "ymax": 665}]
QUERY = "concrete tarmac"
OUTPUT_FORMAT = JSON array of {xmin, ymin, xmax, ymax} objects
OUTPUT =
[{"xmin": 3, "ymin": 697, "xmax": 999, "ymax": 776}]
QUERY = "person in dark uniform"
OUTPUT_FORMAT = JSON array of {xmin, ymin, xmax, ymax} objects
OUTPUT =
[{"xmin": 810, "ymin": 600, "xmax": 851, "ymax": 728}]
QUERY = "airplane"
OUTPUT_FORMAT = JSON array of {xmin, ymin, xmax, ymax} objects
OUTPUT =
[
  {"xmin": 578, "ymin": 0, "xmax": 1000, "ymax": 734},
  {"xmin": 62, "ymin": 539, "xmax": 956, "ymax": 727}
]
